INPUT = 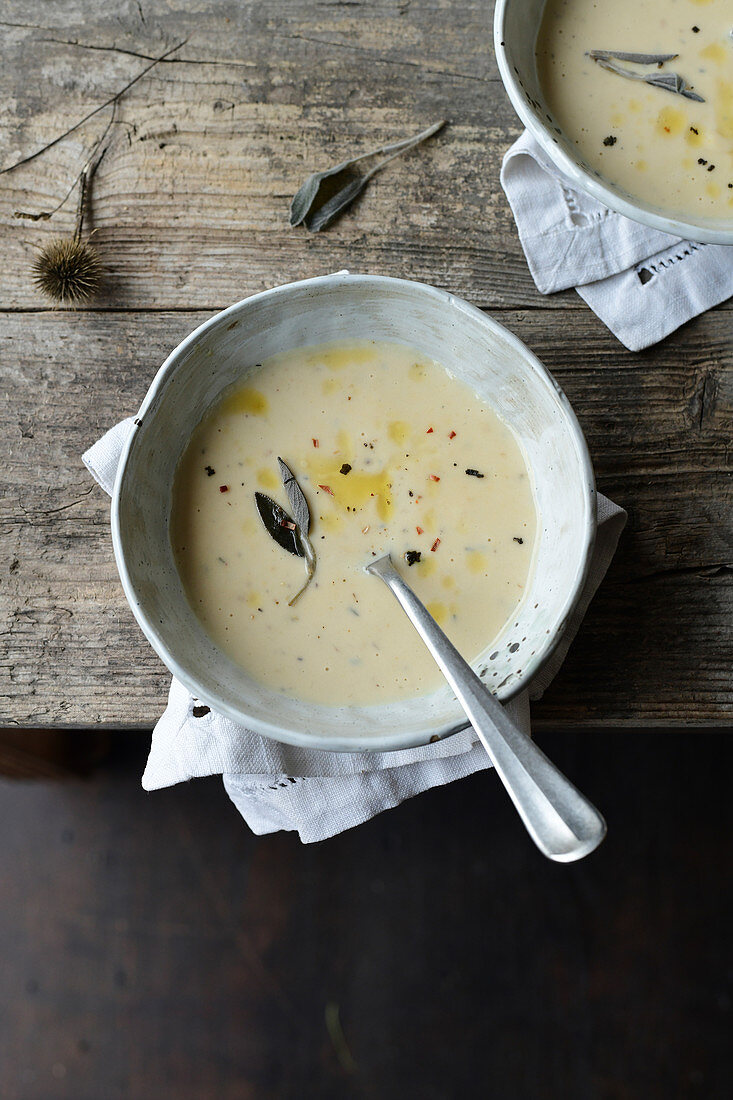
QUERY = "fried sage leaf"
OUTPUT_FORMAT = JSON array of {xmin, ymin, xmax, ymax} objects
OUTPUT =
[
  {"xmin": 289, "ymin": 119, "xmax": 446, "ymax": 232},
  {"xmin": 278, "ymin": 457, "xmax": 311, "ymax": 535},
  {"xmin": 254, "ymin": 492, "xmax": 302, "ymax": 556},
  {"xmin": 588, "ymin": 50, "xmax": 705, "ymax": 102},
  {"xmin": 589, "ymin": 50, "xmax": 678, "ymax": 65},
  {"xmin": 254, "ymin": 462, "xmax": 319, "ymax": 605},
  {"xmin": 277, "ymin": 457, "xmax": 317, "ymax": 605},
  {"xmin": 644, "ymin": 72, "xmax": 705, "ymax": 102}
]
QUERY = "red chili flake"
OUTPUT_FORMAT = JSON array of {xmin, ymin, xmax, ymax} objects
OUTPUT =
[
  {"xmin": 318, "ymin": 484, "xmax": 334, "ymax": 495},
  {"xmin": 426, "ymin": 427, "xmax": 434, "ymax": 434},
  {"xmin": 448, "ymin": 431, "xmax": 456, "ymax": 439},
  {"xmin": 312, "ymin": 438, "xmax": 319, "ymax": 447},
  {"xmin": 429, "ymin": 474, "xmax": 440, "ymax": 482},
  {"xmin": 430, "ymin": 538, "xmax": 441, "ymax": 552},
  {"xmin": 416, "ymin": 526, "xmax": 424, "ymax": 535},
  {"xmin": 219, "ymin": 485, "xmax": 229, "ymax": 493},
  {"xmin": 281, "ymin": 520, "xmax": 296, "ymax": 530}
]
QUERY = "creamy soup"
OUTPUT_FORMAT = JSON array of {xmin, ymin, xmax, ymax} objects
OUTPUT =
[
  {"xmin": 536, "ymin": 0, "xmax": 733, "ymax": 219},
  {"xmin": 171, "ymin": 342, "xmax": 537, "ymax": 706}
]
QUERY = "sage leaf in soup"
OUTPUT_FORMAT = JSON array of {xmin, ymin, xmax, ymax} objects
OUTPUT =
[
  {"xmin": 644, "ymin": 72, "xmax": 705, "ymax": 102},
  {"xmin": 588, "ymin": 50, "xmax": 705, "ymax": 102},
  {"xmin": 255, "ymin": 462, "xmax": 318, "ymax": 606},
  {"xmin": 278, "ymin": 457, "xmax": 311, "ymax": 536},
  {"xmin": 588, "ymin": 50, "xmax": 679, "ymax": 65},
  {"xmin": 289, "ymin": 119, "xmax": 446, "ymax": 232},
  {"xmin": 277, "ymin": 457, "xmax": 317, "ymax": 605},
  {"xmin": 254, "ymin": 492, "xmax": 302, "ymax": 556}
]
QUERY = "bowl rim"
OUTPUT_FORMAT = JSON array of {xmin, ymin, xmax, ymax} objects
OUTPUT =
[
  {"xmin": 493, "ymin": 0, "xmax": 733, "ymax": 247},
  {"xmin": 111, "ymin": 272, "xmax": 597, "ymax": 752}
]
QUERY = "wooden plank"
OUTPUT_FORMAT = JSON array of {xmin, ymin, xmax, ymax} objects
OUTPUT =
[
  {"xmin": 1, "ymin": 308, "xmax": 730, "ymax": 728},
  {"xmin": 3, "ymin": 3, "xmax": 730, "ymax": 313},
  {"xmin": 1, "ymin": 0, "xmax": 730, "ymax": 731}
]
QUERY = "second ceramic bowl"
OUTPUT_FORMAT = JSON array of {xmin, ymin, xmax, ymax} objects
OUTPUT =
[{"xmin": 494, "ymin": 0, "xmax": 733, "ymax": 245}]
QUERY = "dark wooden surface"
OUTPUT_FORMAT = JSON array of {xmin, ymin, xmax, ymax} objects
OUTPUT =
[
  {"xmin": 0, "ymin": 0, "xmax": 731, "ymax": 729},
  {"xmin": 1, "ymin": 729, "xmax": 731, "ymax": 1099}
]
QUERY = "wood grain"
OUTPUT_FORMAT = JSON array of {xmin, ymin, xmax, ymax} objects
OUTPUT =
[
  {"xmin": 0, "ymin": 0, "xmax": 731, "ymax": 729},
  {"xmin": 2, "ymin": 3, "xmax": 729, "ymax": 312},
  {"xmin": 0, "ymin": 309, "xmax": 730, "ymax": 728},
  {"xmin": 0, "ymin": 1, "xmax": 520, "ymax": 310}
]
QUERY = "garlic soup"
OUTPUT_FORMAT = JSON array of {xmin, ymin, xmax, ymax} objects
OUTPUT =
[
  {"xmin": 536, "ymin": 0, "xmax": 733, "ymax": 220},
  {"xmin": 170, "ymin": 342, "xmax": 538, "ymax": 706}
]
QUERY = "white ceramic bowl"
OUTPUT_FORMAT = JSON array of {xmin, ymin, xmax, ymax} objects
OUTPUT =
[
  {"xmin": 112, "ymin": 273, "xmax": 595, "ymax": 752},
  {"xmin": 494, "ymin": 0, "xmax": 733, "ymax": 245}
]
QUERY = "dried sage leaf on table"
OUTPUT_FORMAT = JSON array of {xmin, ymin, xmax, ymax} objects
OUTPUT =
[{"xmin": 289, "ymin": 119, "xmax": 446, "ymax": 232}]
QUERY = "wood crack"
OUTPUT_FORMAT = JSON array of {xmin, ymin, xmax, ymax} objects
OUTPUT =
[
  {"xmin": 38, "ymin": 36, "xmax": 255, "ymax": 69},
  {"xmin": 0, "ymin": 302, "xmax": 593, "ymax": 316},
  {"xmin": 0, "ymin": 38, "xmax": 187, "ymax": 175},
  {"xmin": 0, "ymin": 486, "xmax": 95, "ymax": 526},
  {"xmin": 632, "ymin": 562, "xmax": 733, "ymax": 582},
  {"xmin": 698, "ymin": 372, "xmax": 716, "ymax": 431},
  {"xmin": 0, "ymin": 19, "xmax": 52, "ymax": 32}
]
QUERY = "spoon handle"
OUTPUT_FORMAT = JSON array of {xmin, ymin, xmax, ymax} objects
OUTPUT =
[{"xmin": 367, "ymin": 555, "xmax": 606, "ymax": 862}]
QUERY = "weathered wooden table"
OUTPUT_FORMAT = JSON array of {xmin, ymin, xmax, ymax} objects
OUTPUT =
[{"xmin": 1, "ymin": 0, "xmax": 730, "ymax": 731}]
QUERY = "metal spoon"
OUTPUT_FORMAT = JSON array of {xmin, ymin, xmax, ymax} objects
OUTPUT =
[{"xmin": 365, "ymin": 554, "xmax": 606, "ymax": 862}]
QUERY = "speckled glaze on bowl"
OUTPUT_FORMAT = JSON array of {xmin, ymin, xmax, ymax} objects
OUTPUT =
[
  {"xmin": 111, "ymin": 273, "xmax": 595, "ymax": 753},
  {"xmin": 494, "ymin": 0, "xmax": 733, "ymax": 245}
]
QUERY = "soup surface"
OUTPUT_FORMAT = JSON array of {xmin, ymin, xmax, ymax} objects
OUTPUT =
[
  {"xmin": 536, "ymin": 0, "xmax": 733, "ymax": 220},
  {"xmin": 171, "ymin": 342, "xmax": 537, "ymax": 706}
]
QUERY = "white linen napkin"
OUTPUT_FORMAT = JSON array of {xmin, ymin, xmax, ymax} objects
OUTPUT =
[
  {"xmin": 84, "ymin": 418, "xmax": 625, "ymax": 843},
  {"xmin": 501, "ymin": 131, "xmax": 733, "ymax": 351}
]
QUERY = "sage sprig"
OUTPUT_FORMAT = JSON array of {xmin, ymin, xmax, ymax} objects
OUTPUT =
[
  {"xmin": 289, "ymin": 119, "xmax": 446, "ymax": 232},
  {"xmin": 589, "ymin": 50, "xmax": 679, "ymax": 65},
  {"xmin": 277, "ymin": 457, "xmax": 316, "ymax": 604},
  {"xmin": 254, "ymin": 459, "xmax": 317, "ymax": 606},
  {"xmin": 588, "ymin": 50, "xmax": 705, "ymax": 102},
  {"xmin": 278, "ymin": 457, "xmax": 311, "ymax": 536}
]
